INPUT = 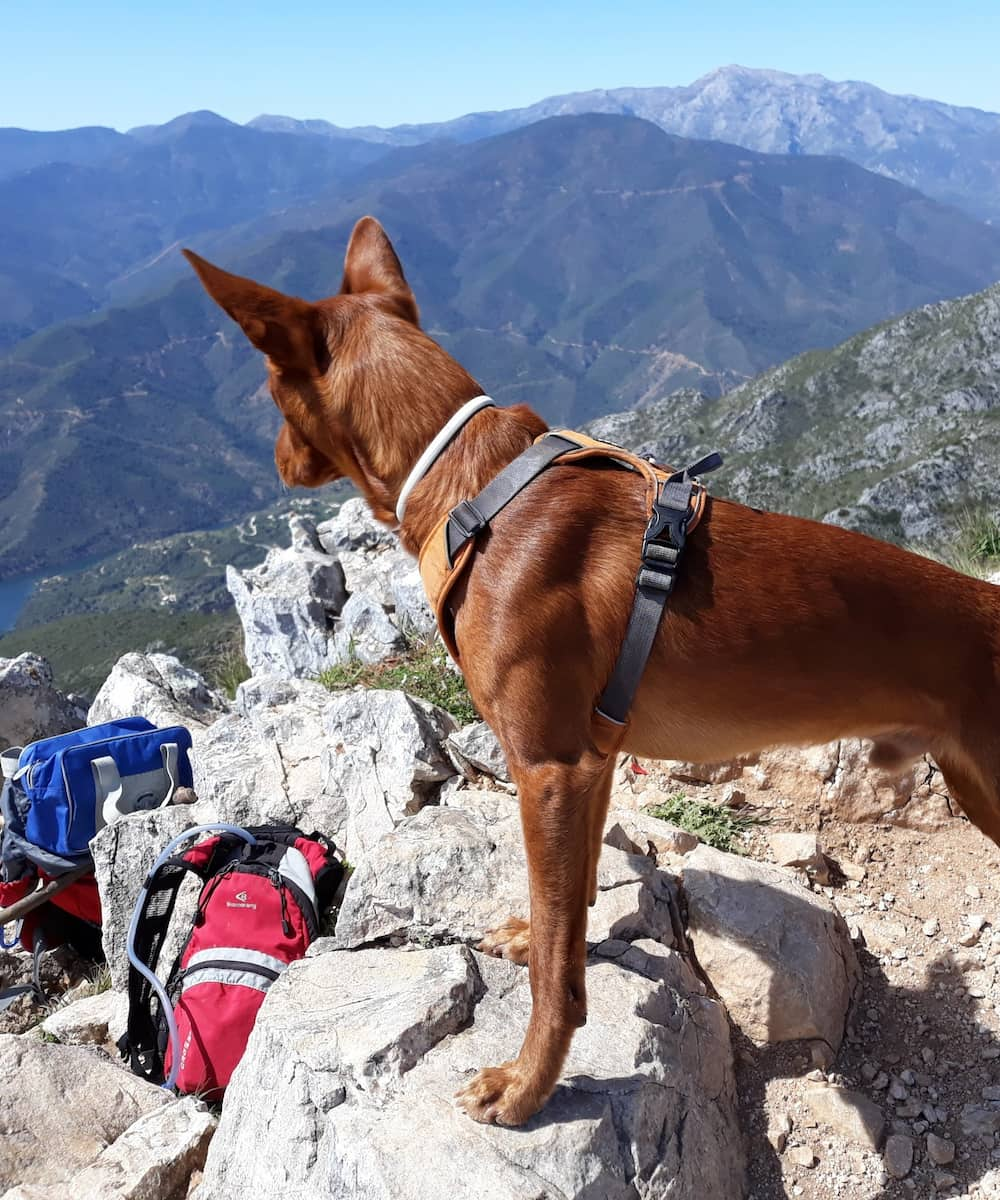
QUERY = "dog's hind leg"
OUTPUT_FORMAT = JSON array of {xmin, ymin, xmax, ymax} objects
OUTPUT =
[
  {"xmin": 457, "ymin": 754, "xmax": 611, "ymax": 1125},
  {"xmin": 937, "ymin": 745, "xmax": 1000, "ymax": 847}
]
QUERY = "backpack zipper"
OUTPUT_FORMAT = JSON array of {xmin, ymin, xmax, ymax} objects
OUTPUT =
[{"xmin": 269, "ymin": 869, "xmax": 294, "ymax": 937}]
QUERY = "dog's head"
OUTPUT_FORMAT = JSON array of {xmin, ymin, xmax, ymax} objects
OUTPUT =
[{"xmin": 184, "ymin": 217, "xmax": 481, "ymax": 524}]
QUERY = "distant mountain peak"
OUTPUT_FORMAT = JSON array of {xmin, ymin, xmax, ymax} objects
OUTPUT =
[{"xmin": 127, "ymin": 110, "xmax": 238, "ymax": 140}]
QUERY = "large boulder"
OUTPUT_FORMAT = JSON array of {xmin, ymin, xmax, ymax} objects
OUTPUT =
[
  {"xmin": 322, "ymin": 689, "xmax": 458, "ymax": 864},
  {"xmin": 191, "ymin": 675, "xmax": 340, "ymax": 834},
  {"xmin": 681, "ymin": 844, "xmax": 860, "ymax": 1049},
  {"xmin": 0, "ymin": 1034, "xmax": 169, "ymax": 1192},
  {"xmin": 226, "ymin": 517, "xmax": 347, "ymax": 678},
  {"xmin": 0, "ymin": 653, "xmax": 84, "ymax": 751},
  {"xmin": 91, "ymin": 806, "xmax": 196, "ymax": 992},
  {"xmin": 336, "ymin": 791, "xmax": 676, "ymax": 951},
  {"xmin": 88, "ymin": 652, "xmax": 229, "ymax": 736},
  {"xmin": 195, "ymin": 942, "xmax": 745, "ymax": 1199}
]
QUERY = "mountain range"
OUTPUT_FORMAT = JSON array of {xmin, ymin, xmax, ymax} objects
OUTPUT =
[
  {"xmin": 2, "ymin": 67, "xmax": 1000, "ymax": 586},
  {"xmin": 10, "ymin": 66, "xmax": 998, "ymax": 218}
]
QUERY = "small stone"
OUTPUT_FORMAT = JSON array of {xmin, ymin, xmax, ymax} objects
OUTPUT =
[
  {"xmin": 789, "ymin": 1145, "xmax": 818, "ymax": 1168},
  {"xmin": 921, "ymin": 1047, "xmax": 936, "ymax": 1065},
  {"xmin": 969, "ymin": 914, "xmax": 988, "ymax": 932},
  {"xmin": 804, "ymin": 1086, "xmax": 886, "ymax": 1151},
  {"xmin": 892, "ymin": 946, "xmax": 909, "ymax": 960},
  {"xmin": 861, "ymin": 1062, "xmax": 878, "ymax": 1082},
  {"xmin": 933, "ymin": 1172, "xmax": 957, "ymax": 1189},
  {"xmin": 983, "ymin": 1085, "xmax": 1000, "ymax": 1101},
  {"xmin": 959, "ymin": 928, "xmax": 982, "ymax": 947},
  {"xmin": 889, "ymin": 1080, "xmax": 909, "ymax": 1101},
  {"xmin": 884, "ymin": 1134, "xmax": 914, "ymax": 1179},
  {"xmin": 873, "ymin": 1071, "xmax": 890, "ymax": 1090},
  {"xmin": 926, "ymin": 1133, "xmax": 955, "ymax": 1165},
  {"xmin": 967, "ymin": 884, "xmax": 983, "ymax": 899},
  {"xmin": 900, "ymin": 1069, "xmax": 916, "ymax": 1085},
  {"xmin": 923, "ymin": 918, "xmax": 940, "ymax": 937}
]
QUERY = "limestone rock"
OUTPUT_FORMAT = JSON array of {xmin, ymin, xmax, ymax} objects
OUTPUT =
[
  {"xmin": 41, "ymin": 989, "xmax": 125, "ymax": 1047},
  {"xmin": 390, "ymin": 565, "xmax": 436, "ymax": 637},
  {"xmin": 0, "ymin": 1034, "xmax": 168, "ymax": 1192},
  {"xmin": 322, "ymin": 689, "xmax": 457, "ymax": 864},
  {"xmin": 226, "ymin": 526, "xmax": 346, "ymax": 678},
  {"xmin": 92, "ymin": 806, "xmax": 196, "ymax": 992},
  {"xmin": 803, "ymin": 1085, "xmax": 885, "ymax": 1150},
  {"xmin": 88, "ymin": 652, "xmax": 229, "ymax": 737},
  {"xmin": 196, "ymin": 941, "xmax": 744, "ymax": 1199},
  {"xmin": 681, "ymin": 844, "xmax": 860, "ymax": 1047},
  {"xmin": 332, "ymin": 593, "xmax": 406, "ymax": 665},
  {"xmin": 5, "ymin": 1098, "xmax": 215, "ymax": 1200},
  {"xmin": 191, "ymin": 676, "xmax": 340, "ymax": 834},
  {"xmin": 445, "ymin": 721, "xmax": 510, "ymax": 782},
  {"xmin": 336, "ymin": 796, "xmax": 676, "ymax": 952},
  {"xmin": 604, "ymin": 808, "xmax": 700, "ymax": 859},
  {"xmin": 316, "ymin": 498, "xmax": 402, "ymax": 607},
  {"xmin": 0, "ymin": 653, "xmax": 84, "ymax": 751}
]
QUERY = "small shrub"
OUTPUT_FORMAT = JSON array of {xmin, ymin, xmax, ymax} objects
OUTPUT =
[
  {"xmin": 318, "ymin": 639, "xmax": 476, "ymax": 724},
  {"xmin": 207, "ymin": 631, "xmax": 251, "ymax": 699},
  {"xmin": 646, "ymin": 793, "xmax": 764, "ymax": 854}
]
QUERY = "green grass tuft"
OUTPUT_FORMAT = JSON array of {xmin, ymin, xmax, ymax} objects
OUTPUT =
[
  {"xmin": 318, "ymin": 639, "xmax": 476, "ymax": 724},
  {"xmin": 646, "ymin": 793, "xmax": 765, "ymax": 854},
  {"xmin": 922, "ymin": 506, "xmax": 1000, "ymax": 579}
]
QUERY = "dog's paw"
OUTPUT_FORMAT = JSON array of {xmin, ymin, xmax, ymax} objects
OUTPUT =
[
  {"xmin": 477, "ymin": 916, "xmax": 530, "ymax": 964},
  {"xmin": 455, "ymin": 1063, "xmax": 538, "ymax": 1126}
]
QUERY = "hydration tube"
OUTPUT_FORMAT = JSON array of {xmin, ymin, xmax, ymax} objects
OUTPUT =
[{"xmin": 126, "ymin": 822, "xmax": 257, "ymax": 1092}]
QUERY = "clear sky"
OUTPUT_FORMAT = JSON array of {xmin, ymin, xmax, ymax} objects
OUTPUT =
[{"xmin": 4, "ymin": 0, "xmax": 998, "ymax": 132}]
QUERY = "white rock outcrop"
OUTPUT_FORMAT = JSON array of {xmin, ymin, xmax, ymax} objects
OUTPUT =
[
  {"xmin": 226, "ymin": 519, "xmax": 347, "ymax": 678},
  {"xmin": 195, "ymin": 941, "xmax": 745, "ymax": 1199},
  {"xmin": 88, "ymin": 652, "xmax": 229, "ymax": 736}
]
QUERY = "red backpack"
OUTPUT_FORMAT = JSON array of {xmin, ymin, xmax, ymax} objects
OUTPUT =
[{"xmin": 122, "ymin": 823, "xmax": 343, "ymax": 1099}]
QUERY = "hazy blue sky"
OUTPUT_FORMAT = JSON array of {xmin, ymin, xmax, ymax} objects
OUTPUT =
[{"xmin": 4, "ymin": 0, "xmax": 997, "ymax": 131}]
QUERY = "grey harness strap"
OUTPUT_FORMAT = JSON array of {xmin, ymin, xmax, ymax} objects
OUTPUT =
[{"xmin": 443, "ymin": 435, "xmax": 723, "ymax": 735}]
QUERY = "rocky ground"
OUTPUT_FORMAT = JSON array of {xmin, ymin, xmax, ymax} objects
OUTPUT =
[{"xmin": 2, "ymin": 501, "xmax": 1000, "ymax": 1199}]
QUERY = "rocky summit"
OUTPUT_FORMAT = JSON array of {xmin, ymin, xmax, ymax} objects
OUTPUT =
[
  {"xmin": 588, "ymin": 279, "xmax": 1000, "ymax": 548},
  {"xmin": 3, "ymin": 503, "xmax": 1000, "ymax": 1198}
]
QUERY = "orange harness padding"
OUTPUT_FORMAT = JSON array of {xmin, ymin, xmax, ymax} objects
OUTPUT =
[{"xmin": 417, "ymin": 430, "xmax": 710, "ymax": 754}]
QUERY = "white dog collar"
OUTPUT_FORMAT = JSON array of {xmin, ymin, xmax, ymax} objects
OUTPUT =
[{"xmin": 395, "ymin": 394, "xmax": 495, "ymax": 522}]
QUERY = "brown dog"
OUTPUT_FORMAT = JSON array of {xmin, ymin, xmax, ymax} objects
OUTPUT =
[{"xmin": 186, "ymin": 216, "xmax": 1000, "ymax": 1127}]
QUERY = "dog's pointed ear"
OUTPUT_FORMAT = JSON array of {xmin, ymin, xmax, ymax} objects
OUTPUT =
[
  {"xmin": 341, "ymin": 216, "xmax": 419, "ymax": 325},
  {"xmin": 183, "ymin": 249, "xmax": 325, "ymax": 372}
]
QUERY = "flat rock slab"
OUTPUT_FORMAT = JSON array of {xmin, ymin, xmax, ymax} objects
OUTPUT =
[
  {"xmin": 682, "ymin": 843, "xmax": 860, "ymax": 1048},
  {"xmin": 196, "ymin": 941, "xmax": 745, "ymax": 1199},
  {"xmin": 0, "ymin": 1034, "xmax": 168, "ymax": 1191}
]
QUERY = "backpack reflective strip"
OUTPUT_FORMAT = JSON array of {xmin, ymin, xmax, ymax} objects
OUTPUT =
[
  {"xmin": 181, "ymin": 967, "xmax": 279, "ymax": 994},
  {"xmin": 185, "ymin": 946, "xmax": 289, "ymax": 975}
]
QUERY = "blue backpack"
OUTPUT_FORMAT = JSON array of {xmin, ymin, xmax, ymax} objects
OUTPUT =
[{"xmin": 1, "ymin": 718, "xmax": 194, "ymax": 878}]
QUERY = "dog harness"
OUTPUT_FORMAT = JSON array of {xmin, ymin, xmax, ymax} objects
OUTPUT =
[{"xmin": 415, "ymin": 424, "xmax": 723, "ymax": 756}]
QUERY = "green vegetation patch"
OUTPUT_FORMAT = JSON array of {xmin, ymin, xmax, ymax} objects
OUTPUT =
[
  {"xmin": 646, "ymin": 793, "xmax": 764, "ymax": 854},
  {"xmin": 0, "ymin": 609, "xmax": 243, "ymax": 698},
  {"xmin": 318, "ymin": 639, "xmax": 476, "ymax": 725}
]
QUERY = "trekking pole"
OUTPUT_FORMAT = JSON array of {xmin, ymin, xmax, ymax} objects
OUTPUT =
[{"xmin": 0, "ymin": 863, "xmax": 93, "ymax": 927}]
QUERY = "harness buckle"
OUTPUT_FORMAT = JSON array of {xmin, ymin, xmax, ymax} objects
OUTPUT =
[
  {"xmin": 449, "ymin": 499, "xmax": 487, "ymax": 543},
  {"xmin": 637, "ymin": 482, "xmax": 693, "ymax": 592}
]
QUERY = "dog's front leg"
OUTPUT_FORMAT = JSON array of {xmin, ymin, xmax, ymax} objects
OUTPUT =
[{"xmin": 456, "ymin": 758, "xmax": 602, "ymax": 1125}]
